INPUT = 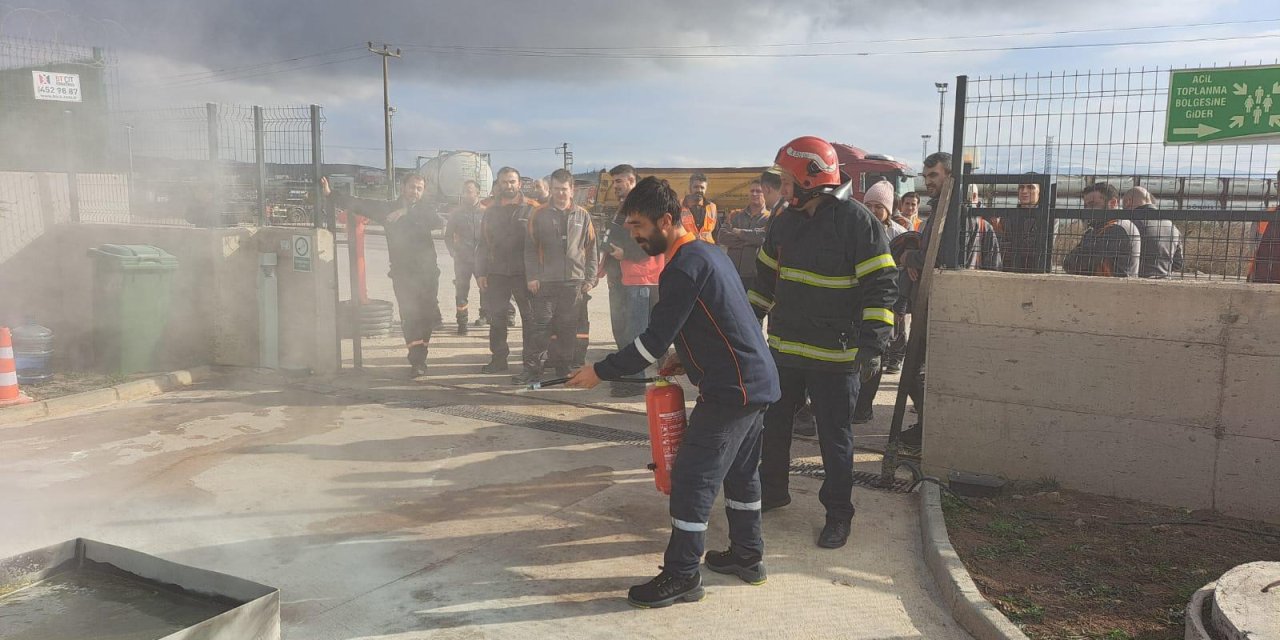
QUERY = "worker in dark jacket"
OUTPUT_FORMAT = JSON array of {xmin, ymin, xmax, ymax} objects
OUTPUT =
[
  {"xmin": 323, "ymin": 173, "xmax": 443, "ymax": 377},
  {"xmin": 717, "ymin": 179, "xmax": 771, "ymax": 290},
  {"xmin": 445, "ymin": 180, "xmax": 486, "ymax": 334},
  {"xmin": 568, "ymin": 176, "xmax": 780, "ymax": 609},
  {"xmin": 1122, "ymin": 186, "xmax": 1185, "ymax": 278},
  {"xmin": 999, "ymin": 175, "xmax": 1050, "ymax": 272},
  {"xmin": 1063, "ymin": 182, "xmax": 1142, "ymax": 277},
  {"xmin": 516, "ymin": 169, "xmax": 598, "ymax": 384},
  {"xmin": 750, "ymin": 136, "xmax": 897, "ymax": 550},
  {"xmin": 476, "ymin": 167, "xmax": 538, "ymax": 373}
]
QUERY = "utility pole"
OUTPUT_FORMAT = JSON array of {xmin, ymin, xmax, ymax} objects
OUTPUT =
[
  {"xmin": 368, "ymin": 42, "xmax": 401, "ymax": 200},
  {"xmin": 920, "ymin": 134, "xmax": 931, "ymax": 165},
  {"xmin": 555, "ymin": 142, "xmax": 573, "ymax": 172},
  {"xmin": 935, "ymin": 82, "xmax": 949, "ymax": 153}
]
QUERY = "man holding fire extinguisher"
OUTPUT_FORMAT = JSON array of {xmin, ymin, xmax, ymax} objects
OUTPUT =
[{"xmin": 567, "ymin": 176, "xmax": 780, "ymax": 609}]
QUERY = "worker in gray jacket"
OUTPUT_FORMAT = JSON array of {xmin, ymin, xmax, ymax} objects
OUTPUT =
[
  {"xmin": 515, "ymin": 169, "xmax": 599, "ymax": 384},
  {"xmin": 1122, "ymin": 186, "xmax": 1185, "ymax": 278}
]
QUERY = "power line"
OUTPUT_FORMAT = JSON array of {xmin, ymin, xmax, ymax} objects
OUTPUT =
[
  {"xmin": 156, "ymin": 54, "xmax": 368, "ymax": 89},
  {"xmin": 401, "ymin": 17, "xmax": 1280, "ymax": 52},
  {"xmin": 399, "ymin": 33, "xmax": 1280, "ymax": 59},
  {"xmin": 124, "ymin": 45, "xmax": 364, "ymax": 88}
]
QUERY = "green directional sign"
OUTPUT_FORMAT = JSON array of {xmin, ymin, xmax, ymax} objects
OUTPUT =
[{"xmin": 1166, "ymin": 64, "xmax": 1280, "ymax": 144}]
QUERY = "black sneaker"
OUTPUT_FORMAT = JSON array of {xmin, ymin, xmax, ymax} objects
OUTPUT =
[
  {"xmin": 511, "ymin": 371, "xmax": 540, "ymax": 386},
  {"xmin": 883, "ymin": 360, "xmax": 902, "ymax": 374},
  {"xmin": 852, "ymin": 409, "xmax": 873, "ymax": 425},
  {"xmin": 761, "ymin": 495, "xmax": 791, "ymax": 512},
  {"xmin": 480, "ymin": 360, "xmax": 508, "ymax": 374},
  {"xmin": 473, "ymin": 316, "xmax": 488, "ymax": 327},
  {"xmin": 554, "ymin": 366, "xmax": 572, "ymax": 378},
  {"xmin": 456, "ymin": 322, "xmax": 468, "ymax": 336},
  {"xmin": 627, "ymin": 568, "xmax": 704, "ymax": 609},
  {"xmin": 409, "ymin": 364, "xmax": 429, "ymax": 378},
  {"xmin": 818, "ymin": 518, "xmax": 851, "ymax": 549},
  {"xmin": 704, "ymin": 550, "xmax": 766, "ymax": 585}
]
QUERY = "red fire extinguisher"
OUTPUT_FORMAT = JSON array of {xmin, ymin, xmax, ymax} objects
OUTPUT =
[{"xmin": 645, "ymin": 378, "xmax": 687, "ymax": 495}]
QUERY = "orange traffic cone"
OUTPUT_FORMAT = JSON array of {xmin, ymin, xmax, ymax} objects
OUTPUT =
[{"xmin": 0, "ymin": 327, "xmax": 33, "ymax": 407}]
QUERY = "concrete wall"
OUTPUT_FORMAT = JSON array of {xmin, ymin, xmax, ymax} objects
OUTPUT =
[
  {"xmin": 923, "ymin": 271, "xmax": 1280, "ymax": 524},
  {"xmin": 0, "ymin": 223, "xmax": 338, "ymax": 375}
]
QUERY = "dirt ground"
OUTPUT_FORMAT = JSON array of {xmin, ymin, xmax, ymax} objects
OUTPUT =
[
  {"xmin": 943, "ymin": 483, "xmax": 1280, "ymax": 640},
  {"xmin": 18, "ymin": 371, "xmax": 139, "ymax": 401}
]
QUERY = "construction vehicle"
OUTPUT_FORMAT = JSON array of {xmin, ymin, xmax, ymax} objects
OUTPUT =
[{"xmin": 590, "ymin": 142, "xmax": 914, "ymax": 220}]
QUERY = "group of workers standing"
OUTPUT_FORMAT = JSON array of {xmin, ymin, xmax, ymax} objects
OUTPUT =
[{"xmin": 323, "ymin": 141, "xmax": 1279, "ymax": 609}]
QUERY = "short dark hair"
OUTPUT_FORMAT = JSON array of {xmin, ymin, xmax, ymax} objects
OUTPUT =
[
  {"xmin": 1082, "ymin": 181, "xmax": 1120, "ymax": 202},
  {"xmin": 759, "ymin": 171, "xmax": 782, "ymax": 190},
  {"xmin": 900, "ymin": 191, "xmax": 920, "ymax": 204},
  {"xmin": 689, "ymin": 172, "xmax": 708, "ymax": 184},
  {"xmin": 496, "ymin": 166, "xmax": 520, "ymax": 180},
  {"xmin": 549, "ymin": 168, "xmax": 574, "ymax": 186},
  {"xmin": 621, "ymin": 176, "xmax": 682, "ymax": 223},
  {"xmin": 609, "ymin": 164, "xmax": 636, "ymax": 178},
  {"xmin": 923, "ymin": 152, "xmax": 951, "ymax": 172},
  {"xmin": 462, "ymin": 179, "xmax": 480, "ymax": 190},
  {"xmin": 748, "ymin": 180, "xmax": 762, "ymax": 189},
  {"xmin": 402, "ymin": 173, "xmax": 426, "ymax": 187}
]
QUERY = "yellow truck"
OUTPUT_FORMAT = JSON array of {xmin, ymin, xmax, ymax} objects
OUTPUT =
[{"xmin": 590, "ymin": 167, "xmax": 768, "ymax": 220}]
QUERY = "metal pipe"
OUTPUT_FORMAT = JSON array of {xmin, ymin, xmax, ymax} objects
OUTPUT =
[
  {"xmin": 259, "ymin": 253, "xmax": 279, "ymax": 369},
  {"xmin": 254, "ymin": 106, "xmax": 266, "ymax": 227},
  {"xmin": 935, "ymin": 82, "xmax": 948, "ymax": 153},
  {"xmin": 941, "ymin": 76, "xmax": 967, "ymax": 269}
]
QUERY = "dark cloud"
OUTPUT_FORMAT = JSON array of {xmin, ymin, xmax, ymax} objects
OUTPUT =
[{"xmin": 20, "ymin": 0, "xmax": 931, "ymax": 84}]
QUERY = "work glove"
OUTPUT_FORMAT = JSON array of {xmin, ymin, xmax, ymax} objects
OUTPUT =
[{"xmin": 853, "ymin": 349, "xmax": 881, "ymax": 384}]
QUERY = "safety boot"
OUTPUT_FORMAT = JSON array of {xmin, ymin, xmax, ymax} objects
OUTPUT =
[
  {"xmin": 627, "ymin": 568, "xmax": 704, "ymax": 609},
  {"xmin": 704, "ymin": 550, "xmax": 766, "ymax": 585}
]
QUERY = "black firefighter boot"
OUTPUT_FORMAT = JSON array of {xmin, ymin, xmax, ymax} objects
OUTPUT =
[{"xmin": 456, "ymin": 311, "xmax": 469, "ymax": 336}]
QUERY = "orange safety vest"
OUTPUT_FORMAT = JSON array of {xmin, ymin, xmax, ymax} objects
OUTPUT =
[{"xmin": 681, "ymin": 201, "xmax": 718, "ymax": 243}]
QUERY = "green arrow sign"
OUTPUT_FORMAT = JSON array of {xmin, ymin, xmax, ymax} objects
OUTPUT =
[{"xmin": 1166, "ymin": 64, "xmax": 1280, "ymax": 144}]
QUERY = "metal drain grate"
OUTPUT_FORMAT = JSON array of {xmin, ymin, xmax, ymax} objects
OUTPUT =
[{"xmin": 429, "ymin": 404, "xmax": 912, "ymax": 493}]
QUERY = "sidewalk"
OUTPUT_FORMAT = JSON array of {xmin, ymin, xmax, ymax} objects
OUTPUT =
[{"xmin": 0, "ymin": 235, "xmax": 967, "ymax": 639}]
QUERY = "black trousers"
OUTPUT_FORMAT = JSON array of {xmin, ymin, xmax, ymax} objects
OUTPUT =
[
  {"xmin": 665, "ymin": 401, "xmax": 767, "ymax": 577},
  {"xmin": 391, "ymin": 271, "xmax": 441, "ymax": 367},
  {"xmin": 761, "ymin": 366, "xmax": 859, "ymax": 522},
  {"xmin": 481, "ymin": 274, "xmax": 532, "ymax": 361},
  {"xmin": 523, "ymin": 282, "xmax": 582, "ymax": 374}
]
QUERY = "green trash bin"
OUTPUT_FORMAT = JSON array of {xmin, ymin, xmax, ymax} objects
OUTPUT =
[{"xmin": 87, "ymin": 244, "xmax": 179, "ymax": 375}]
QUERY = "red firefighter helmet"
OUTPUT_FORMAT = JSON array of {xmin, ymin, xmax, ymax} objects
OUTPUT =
[{"xmin": 775, "ymin": 136, "xmax": 841, "ymax": 191}]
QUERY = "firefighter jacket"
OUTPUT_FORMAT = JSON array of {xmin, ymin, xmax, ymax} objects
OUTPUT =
[
  {"xmin": 681, "ymin": 197, "xmax": 718, "ymax": 243},
  {"xmin": 1130, "ymin": 206, "xmax": 1185, "ymax": 278},
  {"xmin": 330, "ymin": 193, "xmax": 442, "ymax": 279},
  {"xmin": 476, "ymin": 195, "xmax": 539, "ymax": 277},
  {"xmin": 716, "ymin": 205, "xmax": 770, "ymax": 279},
  {"xmin": 596, "ymin": 233, "xmax": 780, "ymax": 406},
  {"xmin": 524, "ymin": 203, "xmax": 599, "ymax": 285},
  {"xmin": 1062, "ymin": 218, "xmax": 1142, "ymax": 277},
  {"xmin": 749, "ymin": 195, "xmax": 899, "ymax": 371},
  {"xmin": 445, "ymin": 201, "xmax": 484, "ymax": 265}
]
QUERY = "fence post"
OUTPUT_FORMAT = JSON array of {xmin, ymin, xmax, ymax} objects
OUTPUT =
[
  {"xmin": 206, "ymin": 103, "xmax": 222, "ymax": 227},
  {"xmin": 254, "ymin": 106, "xmax": 266, "ymax": 227},
  {"xmin": 310, "ymin": 104, "xmax": 324, "ymax": 230},
  {"xmin": 942, "ymin": 75, "xmax": 968, "ymax": 268},
  {"xmin": 64, "ymin": 109, "xmax": 80, "ymax": 223}
]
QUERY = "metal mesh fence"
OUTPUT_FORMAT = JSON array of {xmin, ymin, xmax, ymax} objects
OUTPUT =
[
  {"xmin": 0, "ymin": 36, "xmax": 326, "ymax": 230},
  {"xmin": 953, "ymin": 66, "xmax": 1280, "ymax": 281}
]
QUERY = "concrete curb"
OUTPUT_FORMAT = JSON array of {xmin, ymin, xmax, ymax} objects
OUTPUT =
[
  {"xmin": 919, "ymin": 483, "xmax": 1031, "ymax": 640},
  {"xmin": 0, "ymin": 366, "xmax": 212, "ymax": 427}
]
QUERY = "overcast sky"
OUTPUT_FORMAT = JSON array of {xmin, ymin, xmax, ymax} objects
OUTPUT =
[{"xmin": 8, "ymin": 0, "xmax": 1280, "ymax": 177}]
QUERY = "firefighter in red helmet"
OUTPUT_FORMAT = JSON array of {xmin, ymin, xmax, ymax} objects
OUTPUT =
[{"xmin": 749, "ymin": 136, "xmax": 898, "ymax": 549}]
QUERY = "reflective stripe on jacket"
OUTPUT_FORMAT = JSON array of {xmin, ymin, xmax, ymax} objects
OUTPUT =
[{"xmin": 748, "ymin": 195, "xmax": 898, "ymax": 371}]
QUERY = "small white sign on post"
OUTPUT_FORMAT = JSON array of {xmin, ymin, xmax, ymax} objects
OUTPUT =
[
  {"xmin": 292, "ymin": 235, "xmax": 312, "ymax": 272},
  {"xmin": 32, "ymin": 71, "xmax": 82, "ymax": 102}
]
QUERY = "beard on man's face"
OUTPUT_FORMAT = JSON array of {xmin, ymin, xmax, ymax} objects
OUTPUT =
[{"xmin": 634, "ymin": 227, "xmax": 668, "ymax": 257}]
